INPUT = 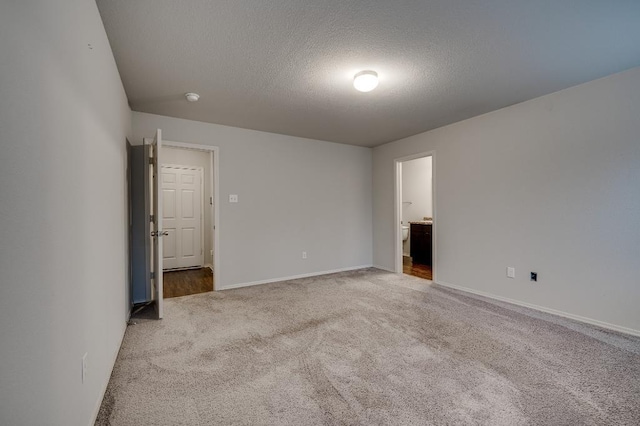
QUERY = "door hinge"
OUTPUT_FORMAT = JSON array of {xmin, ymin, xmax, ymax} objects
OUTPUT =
[
  {"xmin": 150, "ymin": 214, "xmax": 155, "ymax": 223},
  {"xmin": 210, "ymin": 197, "xmax": 213, "ymax": 205},
  {"xmin": 150, "ymin": 271, "xmax": 155, "ymax": 279}
]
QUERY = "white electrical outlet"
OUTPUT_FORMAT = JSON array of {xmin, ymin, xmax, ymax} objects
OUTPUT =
[
  {"xmin": 229, "ymin": 194, "xmax": 238, "ymax": 203},
  {"xmin": 302, "ymin": 251, "xmax": 307, "ymax": 259},
  {"xmin": 82, "ymin": 353, "xmax": 88, "ymax": 383},
  {"xmin": 506, "ymin": 267, "xmax": 515, "ymax": 278}
]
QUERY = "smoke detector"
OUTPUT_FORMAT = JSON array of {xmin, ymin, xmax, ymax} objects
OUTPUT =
[{"xmin": 185, "ymin": 92, "xmax": 200, "ymax": 102}]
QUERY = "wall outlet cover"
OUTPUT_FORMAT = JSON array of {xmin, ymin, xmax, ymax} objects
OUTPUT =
[{"xmin": 507, "ymin": 267, "xmax": 515, "ymax": 278}]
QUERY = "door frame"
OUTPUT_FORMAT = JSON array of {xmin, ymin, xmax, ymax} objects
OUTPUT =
[
  {"xmin": 160, "ymin": 164, "xmax": 205, "ymax": 270},
  {"xmin": 162, "ymin": 140, "xmax": 220, "ymax": 291},
  {"xmin": 126, "ymin": 140, "xmax": 133, "ymax": 308},
  {"xmin": 393, "ymin": 151, "xmax": 436, "ymax": 280}
]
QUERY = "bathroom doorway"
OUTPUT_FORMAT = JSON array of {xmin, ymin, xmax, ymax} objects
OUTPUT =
[{"xmin": 394, "ymin": 152, "xmax": 435, "ymax": 281}]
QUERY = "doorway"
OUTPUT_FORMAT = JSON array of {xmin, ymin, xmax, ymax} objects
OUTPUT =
[
  {"xmin": 394, "ymin": 152, "xmax": 435, "ymax": 281},
  {"xmin": 131, "ymin": 133, "xmax": 219, "ymax": 319},
  {"xmin": 161, "ymin": 142, "xmax": 218, "ymax": 298}
]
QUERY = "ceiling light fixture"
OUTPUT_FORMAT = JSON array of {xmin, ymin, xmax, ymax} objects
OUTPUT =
[
  {"xmin": 185, "ymin": 92, "xmax": 200, "ymax": 102},
  {"xmin": 353, "ymin": 70, "xmax": 379, "ymax": 92}
]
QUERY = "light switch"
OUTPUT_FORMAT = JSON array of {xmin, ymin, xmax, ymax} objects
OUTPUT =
[
  {"xmin": 506, "ymin": 267, "xmax": 515, "ymax": 278},
  {"xmin": 229, "ymin": 194, "xmax": 238, "ymax": 203}
]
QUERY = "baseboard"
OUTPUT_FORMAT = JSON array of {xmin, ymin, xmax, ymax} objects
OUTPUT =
[
  {"xmin": 89, "ymin": 319, "xmax": 128, "ymax": 426},
  {"xmin": 436, "ymin": 280, "xmax": 640, "ymax": 337},
  {"xmin": 204, "ymin": 263, "xmax": 213, "ymax": 272},
  {"xmin": 218, "ymin": 264, "xmax": 373, "ymax": 291},
  {"xmin": 372, "ymin": 264, "xmax": 395, "ymax": 273}
]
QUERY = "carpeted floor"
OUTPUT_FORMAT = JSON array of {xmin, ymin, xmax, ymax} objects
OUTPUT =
[{"xmin": 96, "ymin": 268, "xmax": 640, "ymax": 425}]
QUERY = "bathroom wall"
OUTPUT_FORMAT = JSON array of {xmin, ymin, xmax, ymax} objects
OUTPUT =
[
  {"xmin": 162, "ymin": 146, "xmax": 214, "ymax": 268},
  {"xmin": 401, "ymin": 156, "xmax": 433, "ymax": 255}
]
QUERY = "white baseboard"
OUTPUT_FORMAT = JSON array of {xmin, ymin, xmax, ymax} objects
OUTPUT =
[
  {"xmin": 436, "ymin": 280, "xmax": 640, "ymax": 337},
  {"xmin": 372, "ymin": 264, "xmax": 395, "ymax": 273},
  {"xmin": 204, "ymin": 263, "xmax": 213, "ymax": 272},
  {"xmin": 218, "ymin": 264, "xmax": 373, "ymax": 291},
  {"xmin": 89, "ymin": 319, "xmax": 128, "ymax": 426}
]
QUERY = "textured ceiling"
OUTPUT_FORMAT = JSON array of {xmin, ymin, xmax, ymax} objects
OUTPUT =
[{"xmin": 97, "ymin": 0, "xmax": 640, "ymax": 147}]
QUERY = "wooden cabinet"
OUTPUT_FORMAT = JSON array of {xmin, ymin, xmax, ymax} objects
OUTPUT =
[{"xmin": 410, "ymin": 223, "xmax": 432, "ymax": 266}]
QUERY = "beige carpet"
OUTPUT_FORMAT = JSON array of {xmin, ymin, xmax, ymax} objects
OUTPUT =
[{"xmin": 96, "ymin": 268, "xmax": 640, "ymax": 425}]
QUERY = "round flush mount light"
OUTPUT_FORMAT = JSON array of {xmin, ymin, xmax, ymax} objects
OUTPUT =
[
  {"xmin": 185, "ymin": 92, "xmax": 200, "ymax": 102},
  {"xmin": 353, "ymin": 70, "xmax": 379, "ymax": 92}
]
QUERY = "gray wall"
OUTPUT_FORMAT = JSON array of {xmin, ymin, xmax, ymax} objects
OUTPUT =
[
  {"xmin": 0, "ymin": 1, "xmax": 132, "ymax": 425},
  {"xmin": 373, "ymin": 67, "xmax": 640, "ymax": 334},
  {"xmin": 133, "ymin": 112, "xmax": 373, "ymax": 288}
]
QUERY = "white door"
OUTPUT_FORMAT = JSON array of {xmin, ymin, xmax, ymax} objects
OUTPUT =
[
  {"xmin": 148, "ymin": 129, "xmax": 164, "ymax": 319},
  {"xmin": 161, "ymin": 165, "xmax": 204, "ymax": 270}
]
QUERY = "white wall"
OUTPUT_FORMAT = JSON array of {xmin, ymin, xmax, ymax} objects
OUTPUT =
[
  {"xmin": 401, "ymin": 157, "xmax": 433, "ymax": 255},
  {"xmin": 373, "ymin": 67, "xmax": 640, "ymax": 334},
  {"xmin": 162, "ymin": 146, "xmax": 214, "ymax": 267},
  {"xmin": 132, "ymin": 112, "xmax": 373, "ymax": 288},
  {"xmin": 0, "ymin": 1, "xmax": 131, "ymax": 425}
]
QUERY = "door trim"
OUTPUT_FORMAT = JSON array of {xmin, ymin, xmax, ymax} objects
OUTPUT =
[
  {"xmin": 162, "ymin": 140, "xmax": 220, "ymax": 291},
  {"xmin": 393, "ymin": 151, "xmax": 436, "ymax": 281},
  {"xmin": 160, "ymin": 164, "xmax": 205, "ymax": 270}
]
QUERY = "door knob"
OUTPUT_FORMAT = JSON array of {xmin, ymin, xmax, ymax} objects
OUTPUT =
[{"xmin": 151, "ymin": 231, "xmax": 169, "ymax": 237}]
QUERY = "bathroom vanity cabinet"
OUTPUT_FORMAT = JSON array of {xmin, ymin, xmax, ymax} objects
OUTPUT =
[{"xmin": 410, "ymin": 223, "xmax": 432, "ymax": 266}]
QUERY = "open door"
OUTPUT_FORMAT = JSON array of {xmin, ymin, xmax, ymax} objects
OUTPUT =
[{"xmin": 148, "ymin": 129, "xmax": 164, "ymax": 319}]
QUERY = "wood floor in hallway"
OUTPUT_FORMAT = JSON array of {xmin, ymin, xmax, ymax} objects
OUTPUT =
[
  {"xmin": 163, "ymin": 267, "xmax": 213, "ymax": 298},
  {"xmin": 403, "ymin": 256, "xmax": 432, "ymax": 280}
]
